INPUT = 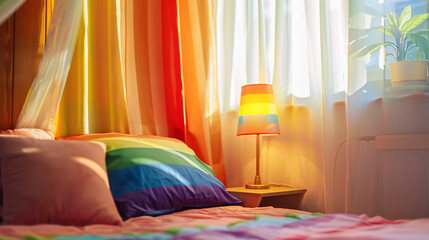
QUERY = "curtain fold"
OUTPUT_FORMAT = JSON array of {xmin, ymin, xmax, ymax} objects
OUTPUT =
[
  {"xmin": 17, "ymin": 0, "xmax": 83, "ymax": 132},
  {"xmin": 319, "ymin": 0, "xmax": 348, "ymax": 214},
  {"xmin": 57, "ymin": 0, "xmax": 129, "ymax": 135},
  {"xmin": 56, "ymin": 15, "xmax": 86, "ymax": 136},
  {"xmin": 115, "ymin": 0, "xmax": 187, "ymax": 140},
  {"xmin": 177, "ymin": 0, "xmax": 226, "ymax": 184},
  {"xmin": 119, "ymin": 0, "xmax": 156, "ymax": 136},
  {"xmin": 87, "ymin": 0, "xmax": 129, "ymax": 133},
  {"xmin": 123, "ymin": 0, "xmax": 185, "ymax": 139}
]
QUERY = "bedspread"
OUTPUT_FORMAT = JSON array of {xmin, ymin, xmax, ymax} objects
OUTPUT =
[{"xmin": 0, "ymin": 206, "xmax": 428, "ymax": 240}]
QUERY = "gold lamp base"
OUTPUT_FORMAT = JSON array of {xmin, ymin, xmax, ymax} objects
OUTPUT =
[{"xmin": 245, "ymin": 184, "xmax": 270, "ymax": 189}]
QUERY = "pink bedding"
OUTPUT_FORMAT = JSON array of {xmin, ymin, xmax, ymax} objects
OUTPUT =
[
  {"xmin": 0, "ymin": 206, "xmax": 428, "ymax": 239},
  {"xmin": 0, "ymin": 206, "xmax": 304, "ymax": 238}
]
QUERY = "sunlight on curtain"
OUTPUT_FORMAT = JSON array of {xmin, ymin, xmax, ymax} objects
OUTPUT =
[
  {"xmin": 0, "ymin": 0, "xmax": 25, "ymax": 25},
  {"xmin": 217, "ymin": 0, "xmax": 276, "ymax": 113},
  {"xmin": 16, "ymin": 0, "xmax": 83, "ymax": 132},
  {"xmin": 115, "ymin": 0, "xmax": 186, "ymax": 140},
  {"xmin": 289, "ymin": 0, "xmax": 310, "ymax": 98},
  {"xmin": 178, "ymin": 0, "xmax": 226, "ymax": 184},
  {"xmin": 56, "ymin": 0, "xmax": 88, "ymax": 136},
  {"xmin": 323, "ymin": 1, "xmax": 348, "ymax": 96},
  {"xmin": 57, "ymin": 0, "xmax": 129, "ymax": 136},
  {"xmin": 216, "ymin": 0, "xmax": 240, "ymax": 113},
  {"xmin": 118, "ymin": 0, "xmax": 145, "ymax": 135}
]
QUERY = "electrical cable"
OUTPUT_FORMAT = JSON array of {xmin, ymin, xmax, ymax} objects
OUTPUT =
[{"xmin": 332, "ymin": 139, "xmax": 347, "ymax": 208}]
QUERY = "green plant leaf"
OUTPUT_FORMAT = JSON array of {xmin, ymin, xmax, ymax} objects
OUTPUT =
[
  {"xmin": 405, "ymin": 38, "xmax": 415, "ymax": 50},
  {"xmin": 405, "ymin": 46, "xmax": 418, "ymax": 60},
  {"xmin": 407, "ymin": 33, "xmax": 418, "ymax": 42},
  {"xmin": 380, "ymin": 25, "xmax": 397, "ymax": 38},
  {"xmin": 416, "ymin": 29, "xmax": 429, "ymax": 34},
  {"xmin": 416, "ymin": 30, "xmax": 429, "ymax": 39},
  {"xmin": 417, "ymin": 50, "xmax": 422, "ymax": 60},
  {"xmin": 398, "ymin": 6, "xmax": 412, "ymax": 29},
  {"xmin": 386, "ymin": 53, "xmax": 396, "ymax": 61},
  {"xmin": 403, "ymin": 36, "xmax": 416, "ymax": 60},
  {"xmin": 408, "ymin": 33, "xmax": 429, "ymax": 60},
  {"xmin": 401, "ymin": 13, "xmax": 429, "ymax": 35},
  {"xmin": 385, "ymin": 41, "xmax": 398, "ymax": 51},
  {"xmin": 387, "ymin": 12, "xmax": 398, "ymax": 27},
  {"xmin": 351, "ymin": 42, "xmax": 391, "ymax": 59},
  {"xmin": 417, "ymin": 40, "xmax": 428, "ymax": 61}
]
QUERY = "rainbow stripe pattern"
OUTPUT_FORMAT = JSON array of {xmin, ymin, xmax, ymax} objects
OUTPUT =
[
  {"xmin": 237, "ymin": 84, "xmax": 280, "ymax": 136},
  {"xmin": 60, "ymin": 133, "xmax": 241, "ymax": 220}
]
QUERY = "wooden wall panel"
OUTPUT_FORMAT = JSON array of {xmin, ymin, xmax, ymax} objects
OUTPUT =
[
  {"xmin": 0, "ymin": 17, "xmax": 14, "ymax": 130},
  {"xmin": 12, "ymin": 0, "xmax": 46, "ymax": 127}
]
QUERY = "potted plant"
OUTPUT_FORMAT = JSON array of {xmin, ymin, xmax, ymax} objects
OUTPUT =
[{"xmin": 353, "ymin": 6, "xmax": 429, "ymax": 87}]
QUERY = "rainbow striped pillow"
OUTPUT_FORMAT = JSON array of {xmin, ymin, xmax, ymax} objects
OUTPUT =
[{"xmin": 60, "ymin": 133, "xmax": 241, "ymax": 220}]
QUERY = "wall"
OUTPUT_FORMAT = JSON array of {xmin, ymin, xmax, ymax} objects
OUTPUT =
[{"xmin": 0, "ymin": 0, "xmax": 48, "ymax": 130}]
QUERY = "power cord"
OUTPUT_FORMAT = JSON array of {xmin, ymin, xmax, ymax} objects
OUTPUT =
[
  {"xmin": 332, "ymin": 139, "xmax": 347, "ymax": 210},
  {"xmin": 332, "ymin": 136, "xmax": 375, "ymax": 211}
]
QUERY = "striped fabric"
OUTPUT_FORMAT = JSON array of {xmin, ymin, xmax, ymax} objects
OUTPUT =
[
  {"xmin": 237, "ymin": 84, "xmax": 280, "ymax": 136},
  {"xmin": 60, "ymin": 133, "xmax": 241, "ymax": 220}
]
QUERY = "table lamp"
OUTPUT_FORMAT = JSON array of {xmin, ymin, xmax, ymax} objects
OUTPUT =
[{"xmin": 237, "ymin": 83, "xmax": 280, "ymax": 189}]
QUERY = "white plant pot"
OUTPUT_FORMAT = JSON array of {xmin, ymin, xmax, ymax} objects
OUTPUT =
[{"xmin": 390, "ymin": 60, "xmax": 428, "ymax": 87}]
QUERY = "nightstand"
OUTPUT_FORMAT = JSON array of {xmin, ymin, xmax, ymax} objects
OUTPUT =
[{"xmin": 227, "ymin": 186, "xmax": 306, "ymax": 209}]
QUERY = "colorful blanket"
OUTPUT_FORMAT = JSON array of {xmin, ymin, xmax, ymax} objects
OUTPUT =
[{"xmin": 0, "ymin": 206, "xmax": 428, "ymax": 240}]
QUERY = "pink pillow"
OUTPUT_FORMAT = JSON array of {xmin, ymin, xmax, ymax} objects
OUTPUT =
[
  {"xmin": 0, "ymin": 137, "xmax": 123, "ymax": 226},
  {"xmin": 0, "ymin": 128, "xmax": 54, "ymax": 221}
]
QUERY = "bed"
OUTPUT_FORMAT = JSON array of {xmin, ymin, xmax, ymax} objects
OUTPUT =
[
  {"xmin": 1, "ymin": 206, "xmax": 429, "ymax": 239},
  {"xmin": 0, "ymin": 131, "xmax": 428, "ymax": 240}
]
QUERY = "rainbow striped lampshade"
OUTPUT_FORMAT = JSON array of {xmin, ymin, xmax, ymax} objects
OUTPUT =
[{"xmin": 237, "ymin": 84, "xmax": 280, "ymax": 136}]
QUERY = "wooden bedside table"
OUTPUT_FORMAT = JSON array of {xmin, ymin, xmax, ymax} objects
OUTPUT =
[{"xmin": 227, "ymin": 186, "xmax": 306, "ymax": 209}]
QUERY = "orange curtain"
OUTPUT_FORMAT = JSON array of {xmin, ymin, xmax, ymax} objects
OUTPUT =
[
  {"xmin": 57, "ymin": 0, "xmax": 226, "ymax": 184},
  {"xmin": 177, "ymin": 0, "xmax": 226, "ymax": 184}
]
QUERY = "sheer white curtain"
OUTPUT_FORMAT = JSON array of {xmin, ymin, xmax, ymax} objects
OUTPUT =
[
  {"xmin": 16, "ymin": 0, "xmax": 83, "ymax": 131},
  {"xmin": 216, "ymin": 0, "xmax": 348, "ymax": 213}
]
